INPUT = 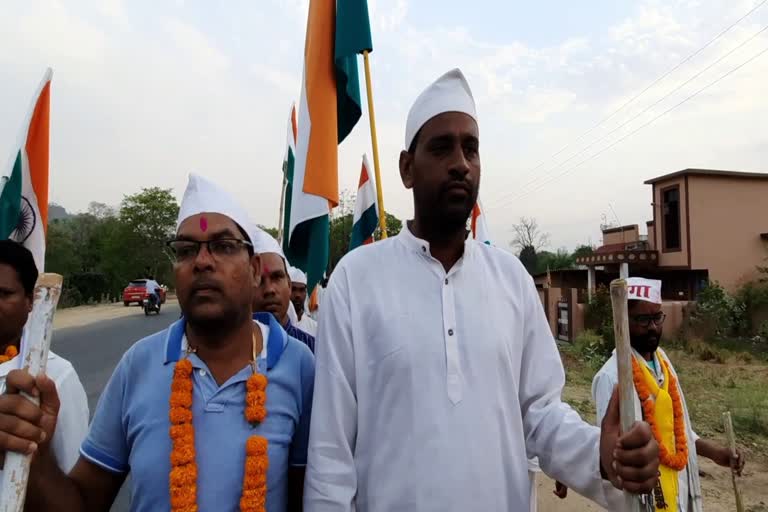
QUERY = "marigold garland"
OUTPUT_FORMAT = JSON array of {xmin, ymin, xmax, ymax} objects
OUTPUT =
[
  {"xmin": 632, "ymin": 356, "xmax": 689, "ymax": 471},
  {"xmin": 0, "ymin": 345, "xmax": 19, "ymax": 364},
  {"xmin": 169, "ymin": 333, "xmax": 269, "ymax": 512}
]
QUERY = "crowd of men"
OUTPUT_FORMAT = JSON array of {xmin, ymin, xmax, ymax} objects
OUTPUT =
[{"xmin": 0, "ymin": 69, "xmax": 745, "ymax": 511}]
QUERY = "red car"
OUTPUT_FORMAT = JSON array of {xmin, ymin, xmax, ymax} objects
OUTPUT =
[{"xmin": 122, "ymin": 279, "xmax": 167, "ymax": 307}]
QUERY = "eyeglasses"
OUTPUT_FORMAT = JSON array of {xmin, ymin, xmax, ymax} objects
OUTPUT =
[
  {"xmin": 166, "ymin": 238, "xmax": 253, "ymax": 262},
  {"xmin": 630, "ymin": 313, "xmax": 666, "ymax": 328}
]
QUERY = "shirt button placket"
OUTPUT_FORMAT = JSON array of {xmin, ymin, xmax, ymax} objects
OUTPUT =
[{"xmin": 443, "ymin": 275, "xmax": 462, "ymax": 405}]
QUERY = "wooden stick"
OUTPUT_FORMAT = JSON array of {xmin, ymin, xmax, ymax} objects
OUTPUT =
[
  {"xmin": 0, "ymin": 274, "xmax": 64, "ymax": 512},
  {"xmin": 609, "ymin": 279, "xmax": 641, "ymax": 512},
  {"xmin": 723, "ymin": 411, "xmax": 745, "ymax": 512},
  {"xmin": 362, "ymin": 50, "xmax": 388, "ymax": 239}
]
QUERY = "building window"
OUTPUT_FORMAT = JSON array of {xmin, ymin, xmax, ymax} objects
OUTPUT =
[{"xmin": 662, "ymin": 186, "xmax": 681, "ymax": 251}]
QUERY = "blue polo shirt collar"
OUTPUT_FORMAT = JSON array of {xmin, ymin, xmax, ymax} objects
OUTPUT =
[{"xmin": 163, "ymin": 314, "xmax": 287, "ymax": 370}]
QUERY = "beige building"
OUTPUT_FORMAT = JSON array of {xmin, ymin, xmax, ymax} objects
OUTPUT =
[
  {"xmin": 537, "ymin": 169, "xmax": 768, "ymax": 341},
  {"xmin": 575, "ymin": 168, "xmax": 768, "ymax": 298}
]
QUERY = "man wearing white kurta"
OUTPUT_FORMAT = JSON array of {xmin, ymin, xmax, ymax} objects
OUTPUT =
[
  {"xmin": 0, "ymin": 240, "xmax": 89, "ymax": 483},
  {"xmin": 304, "ymin": 69, "xmax": 660, "ymax": 511},
  {"xmin": 289, "ymin": 267, "xmax": 318, "ymax": 337},
  {"xmin": 592, "ymin": 278, "xmax": 745, "ymax": 511}
]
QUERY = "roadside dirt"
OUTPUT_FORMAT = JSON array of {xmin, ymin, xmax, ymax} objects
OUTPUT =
[
  {"xmin": 53, "ymin": 299, "xmax": 178, "ymax": 330},
  {"xmin": 536, "ymin": 457, "xmax": 768, "ymax": 511}
]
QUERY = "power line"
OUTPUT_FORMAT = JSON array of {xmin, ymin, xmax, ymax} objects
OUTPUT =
[
  {"xmin": 488, "ymin": 44, "xmax": 768, "ymax": 212},
  {"xmin": 492, "ymin": 0, "xmax": 768, "ymax": 200},
  {"xmin": 487, "ymin": 21, "xmax": 768, "ymax": 209}
]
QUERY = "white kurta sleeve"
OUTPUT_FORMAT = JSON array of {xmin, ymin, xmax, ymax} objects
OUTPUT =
[
  {"xmin": 592, "ymin": 368, "xmax": 617, "ymax": 426},
  {"xmin": 517, "ymin": 274, "xmax": 618, "ymax": 509},
  {"xmin": 304, "ymin": 267, "xmax": 358, "ymax": 512},
  {"xmin": 51, "ymin": 365, "xmax": 90, "ymax": 473}
]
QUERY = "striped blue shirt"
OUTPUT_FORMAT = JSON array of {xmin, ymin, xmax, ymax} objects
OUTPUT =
[{"xmin": 284, "ymin": 319, "xmax": 315, "ymax": 353}]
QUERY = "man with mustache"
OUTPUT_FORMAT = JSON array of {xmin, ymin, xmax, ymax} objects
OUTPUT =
[
  {"xmin": 592, "ymin": 277, "xmax": 745, "ymax": 511},
  {"xmin": 252, "ymin": 233, "xmax": 316, "ymax": 353},
  {"xmin": 0, "ymin": 174, "xmax": 314, "ymax": 511},
  {"xmin": 304, "ymin": 69, "xmax": 660, "ymax": 511},
  {"xmin": 288, "ymin": 267, "xmax": 317, "ymax": 337}
]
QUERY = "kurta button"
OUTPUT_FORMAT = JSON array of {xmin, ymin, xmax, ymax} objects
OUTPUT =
[
  {"xmin": 445, "ymin": 278, "xmax": 449, "ymax": 285},
  {"xmin": 199, "ymin": 369, "xmax": 206, "ymax": 377},
  {"xmin": 422, "ymin": 246, "xmax": 426, "ymax": 252},
  {"xmin": 448, "ymin": 329, "xmax": 454, "ymax": 336}
]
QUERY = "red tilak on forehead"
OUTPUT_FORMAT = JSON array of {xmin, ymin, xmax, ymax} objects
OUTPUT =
[
  {"xmin": 199, "ymin": 216, "xmax": 208, "ymax": 232},
  {"xmin": 262, "ymin": 264, "xmax": 271, "ymax": 275}
]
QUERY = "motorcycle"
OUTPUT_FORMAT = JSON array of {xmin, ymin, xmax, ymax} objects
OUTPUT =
[{"xmin": 143, "ymin": 294, "xmax": 161, "ymax": 316}]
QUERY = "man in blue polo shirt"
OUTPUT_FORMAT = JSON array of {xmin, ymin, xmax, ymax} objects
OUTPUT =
[
  {"xmin": 251, "ymin": 231, "xmax": 316, "ymax": 353},
  {"xmin": 0, "ymin": 174, "xmax": 314, "ymax": 512}
]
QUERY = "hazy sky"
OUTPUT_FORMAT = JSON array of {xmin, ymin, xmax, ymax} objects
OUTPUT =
[{"xmin": 2, "ymin": 0, "xmax": 767, "ymax": 250}]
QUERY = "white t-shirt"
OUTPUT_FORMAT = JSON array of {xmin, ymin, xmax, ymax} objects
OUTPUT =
[
  {"xmin": 145, "ymin": 280, "xmax": 160, "ymax": 294},
  {"xmin": 0, "ymin": 351, "xmax": 89, "ymax": 477}
]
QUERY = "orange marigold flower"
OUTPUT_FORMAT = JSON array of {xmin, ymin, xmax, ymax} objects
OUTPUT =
[
  {"xmin": 170, "ymin": 485, "xmax": 197, "ymax": 508},
  {"xmin": 6, "ymin": 345, "xmax": 18, "ymax": 358},
  {"xmin": 170, "ymin": 445, "xmax": 196, "ymax": 466},
  {"xmin": 171, "ymin": 378, "xmax": 194, "ymax": 394},
  {"xmin": 246, "ymin": 436, "xmax": 268, "ymax": 456},
  {"xmin": 632, "ymin": 357, "xmax": 688, "ymax": 471},
  {"xmin": 244, "ymin": 456, "xmax": 270, "ymax": 474},
  {"xmin": 170, "ymin": 424, "xmax": 195, "ymax": 440},
  {"xmin": 246, "ymin": 405, "xmax": 267, "ymax": 424},
  {"xmin": 170, "ymin": 406, "xmax": 193, "ymax": 425},
  {"xmin": 174, "ymin": 358, "xmax": 193, "ymax": 374},
  {"xmin": 170, "ymin": 391, "xmax": 193, "ymax": 409},
  {"xmin": 170, "ymin": 465, "xmax": 198, "ymax": 487}
]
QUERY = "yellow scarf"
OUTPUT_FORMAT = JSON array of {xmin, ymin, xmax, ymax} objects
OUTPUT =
[{"xmin": 637, "ymin": 358, "xmax": 679, "ymax": 511}]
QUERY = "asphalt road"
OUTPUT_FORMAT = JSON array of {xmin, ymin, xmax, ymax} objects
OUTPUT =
[{"xmin": 52, "ymin": 302, "xmax": 181, "ymax": 512}]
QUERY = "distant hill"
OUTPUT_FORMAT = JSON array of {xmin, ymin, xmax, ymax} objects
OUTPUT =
[{"xmin": 48, "ymin": 203, "xmax": 71, "ymax": 221}]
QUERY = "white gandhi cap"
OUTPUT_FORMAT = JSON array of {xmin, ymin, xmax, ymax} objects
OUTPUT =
[
  {"xmin": 626, "ymin": 277, "xmax": 662, "ymax": 305},
  {"xmin": 405, "ymin": 68, "xmax": 477, "ymax": 150},
  {"xmin": 176, "ymin": 173, "xmax": 258, "ymax": 243}
]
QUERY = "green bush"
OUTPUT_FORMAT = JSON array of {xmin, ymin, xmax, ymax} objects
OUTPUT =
[
  {"xmin": 690, "ymin": 282, "xmax": 746, "ymax": 338},
  {"xmin": 584, "ymin": 285, "xmax": 615, "ymax": 353},
  {"xmin": 572, "ymin": 329, "xmax": 612, "ymax": 368}
]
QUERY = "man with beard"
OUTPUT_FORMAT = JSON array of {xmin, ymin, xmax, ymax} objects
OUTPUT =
[
  {"xmin": 304, "ymin": 69, "xmax": 660, "ymax": 512},
  {"xmin": 252, "ymin": 232, "xmax": 316, "ymax": 353},
  {"xmin": 592, "ymin": 277, "xmax": 745, "ymax": 511},
  {"xmin": 0, "ymin": 174, "xmax": 314, "ymax": 511},
  {"xmin": 288, "ymin": 267, "xmax": 317, "ymax": 337}
]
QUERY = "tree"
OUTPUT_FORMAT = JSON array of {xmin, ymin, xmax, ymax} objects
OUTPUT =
[
  {"xmin": 519, "ymin": 246, "xmax": 538, "ymax": 275},
  {"xmin": 374, "ymin": 213, "xmax": 402, "ymax": 240},
  {"xmin": 326, "ymin": 189, "xmax": 403, "ymax": 276},
  {"xmin": 511, "ymin": 217, "xmax": 549, "ymax": 252},
  {"xmin": 535, "ymin": 249, "xmax": 575, "ymax": 275},
  {"xmin": 573, "ymin": 244, "xmax": 594, "ymax": 260},
  {"xmin": 87, "ymin": 201, "xmax": 116, "ymax": 219},
  {"xmin": 258, "ymin": 225, "xmax": 279, "ymax": 240},
  {"xmin": 119, "ymin": 187, "xmax": 179, "ymax": 281}
]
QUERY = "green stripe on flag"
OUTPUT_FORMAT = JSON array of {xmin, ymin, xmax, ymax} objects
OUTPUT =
[
  {"xmin": 0, "ymin": 151, "xmax": 23, "ymax": 239},
  {"xmin": 349, "ymin": 203, "xmax": 378, "ymax": 250},
  {"xmin": 335, "ymin": 0, "xmax": 372, "ymax": 143},
  {"xmin": 286, "ymin": 214, "xmax": 329, "ymax": 295}
]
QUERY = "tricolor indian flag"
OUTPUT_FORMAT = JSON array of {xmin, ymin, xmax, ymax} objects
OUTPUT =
[
  {"xmin": 285, "ymin": 0, "xmax": 372, "ymax": 293},
  {"xmin": 471, "ymin": 199, "xmax": 492, "ymax": 245},
  {"xmin": 281, "ymin": 103, "xmax": 298, "ymax": 254},
  {"xmin": 0, "ymin": 68, "xmax": 52, "ymax": 271},
  {"xmin": 349, "ymin": 154, "xmax": 378, "ymax": 250}
]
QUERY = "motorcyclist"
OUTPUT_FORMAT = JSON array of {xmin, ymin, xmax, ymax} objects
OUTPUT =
[{"xmin": 145, "ymin": 277, "xmax": 161, "ymax": 308}]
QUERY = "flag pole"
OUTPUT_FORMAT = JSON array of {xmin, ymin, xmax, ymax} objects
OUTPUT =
[{"xmin": 362, "ymin": 50, "xmax": 387, "ymax": 239}]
